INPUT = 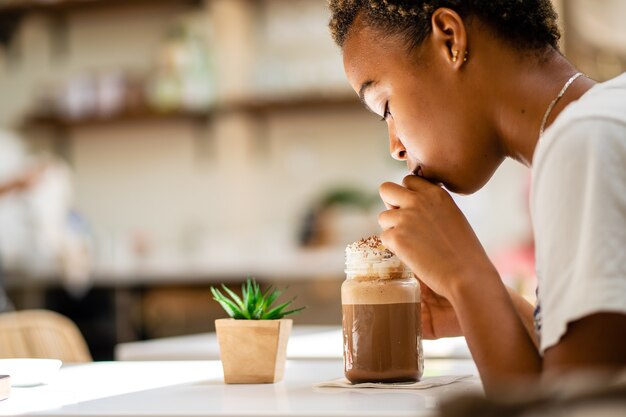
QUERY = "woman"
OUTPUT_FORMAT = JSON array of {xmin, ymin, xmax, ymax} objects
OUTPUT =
[{"xmin": 328, "ymin": 0, "xmax": 626, "ymax": 393}]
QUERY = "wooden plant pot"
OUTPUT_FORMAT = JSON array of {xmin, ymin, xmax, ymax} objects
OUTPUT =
[{"xmin": 215, "ymin": 318, "xmax": 292, "ymax": 384}]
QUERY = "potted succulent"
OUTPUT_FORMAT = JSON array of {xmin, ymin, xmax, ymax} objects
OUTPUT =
[{"xmin": 211, "ymin": 278, "xmax": 305, "ymax": 384}]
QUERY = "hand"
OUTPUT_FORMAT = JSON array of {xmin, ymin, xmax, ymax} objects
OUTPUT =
[
  {"xmin": 420, "ymin": 280, "xmax": 463, "ymax": 339},
  {"xmin": 378, "ymin": 175, "xmax": 495, "ymax": 300}
]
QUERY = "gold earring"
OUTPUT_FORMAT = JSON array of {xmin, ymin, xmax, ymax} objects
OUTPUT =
[
  {"xmin": 463, "ymin": 50, "xmax": 468, "ymax": 62},
  {"xmin": 452, "ymin": 50, "xmax": 459, "ymax": 62}
]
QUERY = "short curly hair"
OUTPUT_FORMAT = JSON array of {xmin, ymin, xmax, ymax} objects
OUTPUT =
[{"xmin": 328, "ymin": 0, "xmax": 561, "ymax": 51}]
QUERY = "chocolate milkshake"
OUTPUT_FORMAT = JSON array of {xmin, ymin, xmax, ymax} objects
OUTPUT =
[{"xmin": 342, "ymin": 236, "xmax": 423, "ymax": 384}]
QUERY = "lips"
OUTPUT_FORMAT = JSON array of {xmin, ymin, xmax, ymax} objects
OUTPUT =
[
  {"xmin": 410, "ymin": 165, "xmax": 446, "ymax": 188},
  {"xmin": 411, "ymin": 165, "xmax": 424, "ymax": 178}
]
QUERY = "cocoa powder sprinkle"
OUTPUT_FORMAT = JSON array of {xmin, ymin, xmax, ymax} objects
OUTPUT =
[{"xmin": 348, "ymin": 235, "xmax": 394, "ymax": 259}]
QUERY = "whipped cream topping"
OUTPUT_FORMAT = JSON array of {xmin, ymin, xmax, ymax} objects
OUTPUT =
[
  {"xmin": 345, "ymin": 236, "xmax": 405, "ymax": 273},
  {"xmin": 346, "ymin": 235, "xmax": 391, "ymax": 259}
]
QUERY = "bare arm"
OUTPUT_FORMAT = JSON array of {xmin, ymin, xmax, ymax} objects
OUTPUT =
[
  {"xmin": 506, "ymin": 286, "xmax": 538, "ymax": 349},
  {"xmin": 379, "ymin": 177, "xmax": 543, "ymax": 393},
  {"xmin": 426, "ymin": 274, "xmax": 626, "ymax": 393},
  {"xmin": 544, "ymin": 313, "xmax": 626, "ymax": 375},
  {"xmin": 379, "ymin": 176, "xmax": 626, "ymax": 395},
  {"xmin": 449, "ymin": 269, "xmax": 542, "ymax": 393},
  {"xmin": 421, "ymin": 282, "xmax": 537, "ymax": 348}
]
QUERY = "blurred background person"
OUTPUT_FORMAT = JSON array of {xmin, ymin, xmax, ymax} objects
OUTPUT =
[
  {"xmin": 0, "ymin": 128, "xmax": 43, "ymax": 312},
  {"xmin": 0, "ymin": 128, "xmax": 90, "ymax": 312}
]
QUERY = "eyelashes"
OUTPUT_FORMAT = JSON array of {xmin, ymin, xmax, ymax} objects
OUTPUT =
[{"xmin": 380, "ymin": 101, "xmax": 391, "ymax": 122}]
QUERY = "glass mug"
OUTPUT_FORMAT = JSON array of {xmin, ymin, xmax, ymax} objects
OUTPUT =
[{"xmin": 342, "ymin": 237, "xmax": 423, "ymax": 383}]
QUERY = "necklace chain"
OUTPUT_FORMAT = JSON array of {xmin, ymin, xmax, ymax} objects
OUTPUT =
[{"xmin": 539, "ymin": 72, "xmax": 585, "ymax": 137}]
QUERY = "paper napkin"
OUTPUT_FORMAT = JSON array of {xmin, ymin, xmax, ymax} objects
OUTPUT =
[{"xmin": 314, "ymin": 375, "xmax": 473, "ymax": 390}]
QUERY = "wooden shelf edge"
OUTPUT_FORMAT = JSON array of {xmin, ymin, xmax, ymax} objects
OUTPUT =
[
  {"xmin": 226, "ymin": 93, "xmax": 360, "ymax": 113},
  {"xmin": 24, "ymin": 109, "xmax": 209, "ymax": 129},
  {"xmin": 22, "ymin": 94, "xmax": 362, "ymax": 130}
]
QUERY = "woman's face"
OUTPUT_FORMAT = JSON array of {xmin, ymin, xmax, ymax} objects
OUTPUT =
[{"xmin": 342, "ymin": 18, "xmax": 505, "ymax": 194}]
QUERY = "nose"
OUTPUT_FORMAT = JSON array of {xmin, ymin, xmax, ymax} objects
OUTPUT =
[{"xmin": 388, "ymin": 126, "xmax": 407, "ymax": 161}]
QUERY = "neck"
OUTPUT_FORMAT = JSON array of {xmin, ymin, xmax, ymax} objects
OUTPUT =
[{"xmin": 489, "ymin": 49, "xmax": 596, "ymax": 167}]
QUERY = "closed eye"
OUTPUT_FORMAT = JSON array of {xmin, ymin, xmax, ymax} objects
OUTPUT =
[{"xmin": 380, "ymin": 101, "xmax": 391, "ymax": 122}]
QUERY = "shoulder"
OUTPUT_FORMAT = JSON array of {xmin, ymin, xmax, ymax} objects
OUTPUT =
[
  {"xmin": 555, "ymin": 72, "xmax": 626, "ymax": 124},
  {"xmin": 533, "ymin": 73, "xmax": 626, "ymax": 181},
  {"xmin": 542, "ymin": 72, "xmax": 626, "ymax": 136},
  {"xmin": 532, "ymin": 120, "xmax": 626, "ymax": 193}
]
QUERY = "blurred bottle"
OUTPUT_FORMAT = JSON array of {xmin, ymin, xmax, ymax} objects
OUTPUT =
[
  {"xmin": 95, "ymin": 70, "xmax": 126, "ymax": 119},
  {"xmin": 59, "ymin": 74, "xmax": 98, "ymax": 121},
  {"xmin": 146, "ymin": 23, "xmax": 215, "ymax": 113}
]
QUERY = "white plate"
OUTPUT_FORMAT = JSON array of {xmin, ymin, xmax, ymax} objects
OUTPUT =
[{"xmin": 0, "ymin": 358, "xmax": 63, "ymax": 387}]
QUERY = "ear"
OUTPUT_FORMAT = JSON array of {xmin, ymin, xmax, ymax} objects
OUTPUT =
[{"xmin": 430, "ymin": 8, "xmax": 468, "ymax": 70}]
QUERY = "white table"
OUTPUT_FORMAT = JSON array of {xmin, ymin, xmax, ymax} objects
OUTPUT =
[
  {"xmin": 115, "ymin": 326, "xmax": 472, "ymax": 361},
  {"xmin": 0, "ymin": 359, "xmax": 481, "ymax": 417}
]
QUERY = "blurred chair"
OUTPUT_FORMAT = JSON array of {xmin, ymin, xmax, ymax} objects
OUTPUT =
[{"xmin": 0, "ymin": 309, "xmax": 92, "ymax": 362}]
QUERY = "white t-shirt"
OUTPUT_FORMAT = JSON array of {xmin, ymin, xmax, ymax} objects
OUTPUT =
[{"xmin": 531, "ymin": 72, "xmax": 626, "ymax": 354}]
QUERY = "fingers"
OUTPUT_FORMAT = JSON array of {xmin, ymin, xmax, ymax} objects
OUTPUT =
[
  {"xmin": 377, "ymin": 208, "xmax": 404, "ymax": 230},
  {"xmin": 403, "ymin": 173, "xmax": 440, "ymax": 189},
  {"xmin": 380, "ymin": 175, "xmax": 442, "ymax": 210},
  {"xmin": 383, "ymin": 200, "xmax": 397, "ymax": 210},
  {"xmin": 401, "ymin": 174, "xmax": 426, "ymax": 191},
  {"xmin": 379, "ymin": 181, "xmax": 411, "ymax": 209}
]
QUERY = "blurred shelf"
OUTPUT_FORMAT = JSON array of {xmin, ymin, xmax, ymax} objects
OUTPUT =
[
  {"xmin": 25, "ymin": 109, "xmax": 210, "ymax": 129},
  {"xmin": 230, "ymin": 93, "xmax": 360, "ymax": 114},
  {"xmin": 0, "ymin": 0, "xmax": 200, "ymax": 15},
  {"xmin": 3, "ymin": 246, "xmax": 347, "ymax": 288},
  {"xmin": 23, "ymin": 94, "xmax": 361, "ymax": 130}
]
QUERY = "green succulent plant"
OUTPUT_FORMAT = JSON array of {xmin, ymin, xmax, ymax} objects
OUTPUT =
[{"xmin": 211, "ymin": 277, "xmax": 305, "ymax": 320}]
